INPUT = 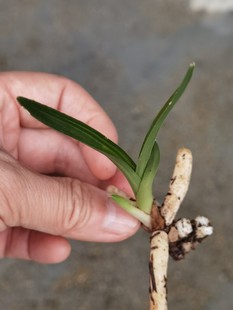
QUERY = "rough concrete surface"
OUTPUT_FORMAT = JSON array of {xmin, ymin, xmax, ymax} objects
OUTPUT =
[{"xmin": 0, "ymin": 1, "xmax": 232, "ymax": 309}]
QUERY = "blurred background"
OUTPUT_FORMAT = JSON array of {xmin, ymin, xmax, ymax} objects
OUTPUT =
[{"xmin": 0, "ymin": 1, "xmax": 232, "ymax": 309}]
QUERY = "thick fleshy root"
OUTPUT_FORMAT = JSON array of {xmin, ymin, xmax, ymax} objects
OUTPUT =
[
  {"xmin": 149, "ymin": 231, "xmax": 169, "ymax": 310},
  {"xmin": 161, "ymin": 148, "xmax": 192, "ymax": 226},
  {"xmin": 148, "ymin": 148, "xmax": 213, "ymax": 309}
]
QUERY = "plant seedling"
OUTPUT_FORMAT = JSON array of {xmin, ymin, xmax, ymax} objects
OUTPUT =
[{"xmin": 17, "ymin": 63, "xmax": 213, "ymax": 310}]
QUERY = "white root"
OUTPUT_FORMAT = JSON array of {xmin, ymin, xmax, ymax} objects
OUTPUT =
[
  {"xmin": 161, "ymin": 148, "xmax": 193, "ymax": 226},
  {"xmin": 175, "ymin": 218, "xmax": 193, "ymax": 238},
  {"xmin": 149, "ymin": 231, "xmax": 169, "ymax": 310},
  {"xmin": 149, "ymin": 148, "xmax": 212, "ymax": 307},
  {"xmin": 194, "ymin": 216, "xmax": 213, "ymax": 239}
]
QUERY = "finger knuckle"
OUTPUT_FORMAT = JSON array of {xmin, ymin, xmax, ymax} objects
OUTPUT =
[
  {"xmin": 61, "ymin": 179, "xmax": 91, "ymax": 234},
  {"xmin": 0, "ymin": 153, "xmax": 22, "ymax": 228}
]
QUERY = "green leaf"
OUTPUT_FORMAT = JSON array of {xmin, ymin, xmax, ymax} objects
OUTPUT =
[
  {"xmin": 17, "ymin": 96, "xmax": 141, "ymax": 193},
  {"xmin": 136, "ymin": 63, "xmax": 195, "ymax": 177},
  {"xmin": 111, "ymin": 194, "xmax": 151, "ymax": 228},
  {"xmin": 136, "ymin": 141, "xmax": 160, "ymax": 213}
]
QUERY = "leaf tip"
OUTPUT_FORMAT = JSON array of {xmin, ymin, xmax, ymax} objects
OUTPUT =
[{"xmin": 16, "ymin": 96, "xmax": 29, "ymax": 108}]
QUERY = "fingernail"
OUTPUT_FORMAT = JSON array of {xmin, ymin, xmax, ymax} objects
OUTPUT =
[{"xmin": 103, "ymin": 199, "xmax": 139, "ymax": 234}]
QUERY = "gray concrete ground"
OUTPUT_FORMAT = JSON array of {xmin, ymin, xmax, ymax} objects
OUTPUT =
[{"xmin": 0, "ymin": 1, "xmax": 232, "ymax": 309}]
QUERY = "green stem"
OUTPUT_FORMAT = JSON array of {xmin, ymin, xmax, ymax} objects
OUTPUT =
[{"xmin": 111, "ymin": 194, "xmax": 151, "ymax": 229}]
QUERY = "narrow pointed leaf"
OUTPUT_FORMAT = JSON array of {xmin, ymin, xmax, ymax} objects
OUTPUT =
[
  {"xmin": 136, "ymin": 63, "xmax": 195, "ymax": 177},
  {"xmin": 17, "ymin": 96, "xmax": 141, "ymax": 193},
  {"xmin": 136, "ymin": 141, "xmax": 160, "ymax": 213}
]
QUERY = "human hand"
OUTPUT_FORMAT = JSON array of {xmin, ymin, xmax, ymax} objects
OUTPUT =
[{"xmin": 0, "ymin": 72, "xmax": 139, "ymax": 264}]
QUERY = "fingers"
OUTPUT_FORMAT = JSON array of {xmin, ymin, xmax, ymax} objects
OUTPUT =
[
  {"xmin": 18, "ymin": 128, "xmax": 98, "ymax": 184},
  {"xmin": 0, "ymin": 228, "xmax": 71, "ymax": 263},
  {"xmin": 0, "ymin": 151, "xmax": 139, "ymax": 244},
  {"xmin": 0, "ymin": 72, "xmax": 118, "ymax": 180}
]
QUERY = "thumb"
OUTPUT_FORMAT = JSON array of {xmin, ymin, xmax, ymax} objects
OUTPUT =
[{"xmin": 0, "ymin": 153, "xmax": 139, "ymax": 242}]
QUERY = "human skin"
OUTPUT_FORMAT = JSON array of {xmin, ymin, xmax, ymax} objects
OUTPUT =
[{"xmin": 0, "ymin": 72, "xmax": 139, "ymax": 264}]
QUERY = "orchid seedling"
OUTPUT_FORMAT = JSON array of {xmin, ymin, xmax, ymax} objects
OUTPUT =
[{"xmin": 17, "ymin": 63, "xmax": 213, "ymax": 310}]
